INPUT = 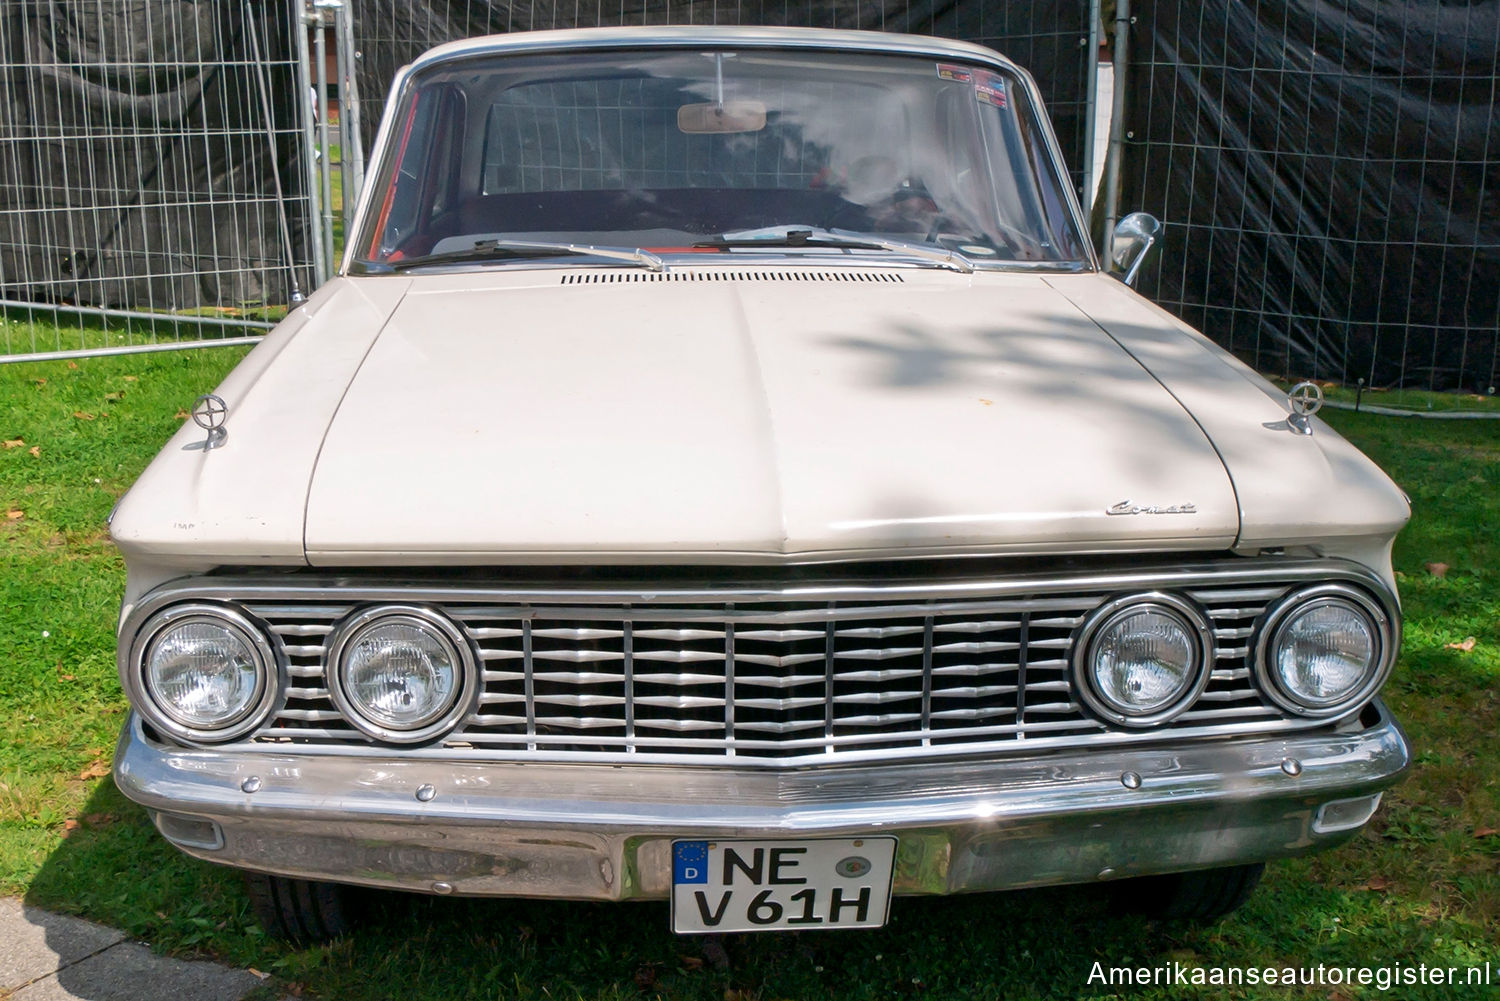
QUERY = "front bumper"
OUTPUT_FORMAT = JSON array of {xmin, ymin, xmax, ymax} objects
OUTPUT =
[{"xmin": 114, "ymin": 702, "xmax": 1409, "ymax": 900}]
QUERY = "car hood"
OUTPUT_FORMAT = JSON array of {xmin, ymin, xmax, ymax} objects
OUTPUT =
[{"xmin": 300, "ymin": 268, "xmax": 1241, "ymax": 563}]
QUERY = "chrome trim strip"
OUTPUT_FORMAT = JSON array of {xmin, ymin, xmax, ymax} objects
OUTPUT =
[{"xmin": 125, "ymin": 559, "xmax": 1391, "ymax": 618}]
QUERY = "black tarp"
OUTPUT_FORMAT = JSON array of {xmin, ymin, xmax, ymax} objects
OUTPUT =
[
  {"xmin": 350, "ymin": 1, "xmax": 1098, "ymax": 199},
  {"xmin": 1119, "ymin": 0, "xmax": 1500, "ymax": 393},
  {"xmin": 0, "ymin": 1, "xmax": 311, "ymax": 311}
]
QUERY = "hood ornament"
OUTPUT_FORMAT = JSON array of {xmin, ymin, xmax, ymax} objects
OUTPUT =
[
  {"xmin": 185, "ymin": 393, "xmax": 228, "ymax": 451},
  {"xmin": 1107, "ymin": 500, "xmax": 1197, "ymax": 516},
  {"xmin": 1286, "ymin": 381, "xmax": 1323, "ymax": 435}
]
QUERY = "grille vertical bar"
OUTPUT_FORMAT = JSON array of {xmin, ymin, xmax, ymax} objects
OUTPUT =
[
  {"xmin": 623, "ymin": 619, "xmax": 635, "ymax": 752},
  {"xmin": 1015, "ymin": 611, "xmax": 1031, "ymax": 738}
]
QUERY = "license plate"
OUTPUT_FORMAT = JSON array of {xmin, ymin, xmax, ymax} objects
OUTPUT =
[{"xmin": 670, "ymin": 837, "xmax": 897, "ymax": 934}]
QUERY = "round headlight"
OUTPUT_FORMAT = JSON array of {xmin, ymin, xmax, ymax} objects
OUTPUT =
[
  {"xmin": 328, "ymin": 606, "xmax": 475, "ymax": 743},
  {"xmin": 1257, "ymin": 585, "xmax": 1392, "ymax": 717},
  {"xmin": 131, "ymin": 604, "xmax": 279, "ymax": 744},
  {"xmin": 1074, "ymin": 594, "xmax": 1213, "ymax": 727}
]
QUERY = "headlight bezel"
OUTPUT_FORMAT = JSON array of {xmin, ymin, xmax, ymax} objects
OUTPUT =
[
  {"xmin": 128, "ymin": 602, "xmax": 282, "ymax": 745},
  {"xmin": 1072, "ymin": 591, "xmax": 1215, "ymax": 728},
  {"xmin": 326, "ymin": 604, "xmax": 478, "ymax": 745},
  {"xmin": 1253, "ymin": 583, "xmax": 1395, "ymax": 718}
]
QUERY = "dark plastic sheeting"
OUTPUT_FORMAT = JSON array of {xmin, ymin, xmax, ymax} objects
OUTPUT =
[
  {"xmin": 350, "ymin": 1, "xmax": 1097, "ymax": 198},
  {"xmin": 1120, "ymin": 0, "xmax": 1499, "ymax": 392},
  {"xmin": 0, "ymin": 2, "xmax": 310, "ymax": 311}
]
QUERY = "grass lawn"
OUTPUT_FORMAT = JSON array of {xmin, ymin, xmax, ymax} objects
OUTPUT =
[{"xmin": 1, "ymin": 347, "xmax": 1496, "ymax": 1000}]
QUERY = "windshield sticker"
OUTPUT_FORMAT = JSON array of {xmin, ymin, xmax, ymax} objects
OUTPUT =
[
  {"xmin": 974, "ymin": 71, "xmax": 1007, "ymax": 108},
  {"xmin": 936, "ymin": 63, "xmax": 973, "ymax": 83}
]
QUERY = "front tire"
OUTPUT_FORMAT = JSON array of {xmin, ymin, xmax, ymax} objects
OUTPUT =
[
  {"xmin": 243, "ymin": 871, "xmax": 354, "ymax": 943},
  {"xmin": 1113, "ymin": 863, "xmax": 1265, "ymax": 922}
]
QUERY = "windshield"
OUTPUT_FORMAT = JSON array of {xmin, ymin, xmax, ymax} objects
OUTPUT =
[{"xmin": 353, "ymin": 48, "xmax": 1089, "ymax": 270}]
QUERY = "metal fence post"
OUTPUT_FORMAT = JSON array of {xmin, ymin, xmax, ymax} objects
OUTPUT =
[{"xmin": 293, "ymin": 0, "xmax": 328, "ymax": 288}]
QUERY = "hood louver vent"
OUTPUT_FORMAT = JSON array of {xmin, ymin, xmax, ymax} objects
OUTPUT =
[{"xmin": 560, "ymin": 270, "xmax": 905, "ymax": 284}]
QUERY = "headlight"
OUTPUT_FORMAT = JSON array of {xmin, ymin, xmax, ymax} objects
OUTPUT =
[
  {"xmin": 1073, "ymin": 593, "xmax": 1213, "ymax": 727},
  {"xmin": 130, "ymin": 604, "xmax": 279, "ymax": 744},
  {"xmin": 327, "ymin": 606, "xmax": 475, "ymax": 743},
  {"xmin": 1256, "ymin": 585, "xmax": 1393, "ymax": 717}
]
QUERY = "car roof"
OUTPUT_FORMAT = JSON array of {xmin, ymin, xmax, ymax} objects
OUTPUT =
[{"xmin": 407, "ymin": 25, "xmax": 1024, "ymax": 78}]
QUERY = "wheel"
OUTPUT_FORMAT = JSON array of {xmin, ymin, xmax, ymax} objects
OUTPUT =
[
  {"xmin": 1112, "ymin": 863, "xmax": 1265, "ymax": 922},
  {"xmin": 243, "ymin": 871, "xmax": 354, "ymax": 943}
]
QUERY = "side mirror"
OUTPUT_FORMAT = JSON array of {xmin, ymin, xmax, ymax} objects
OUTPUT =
[{"xmin": 1109, "ymin": 212, "xmax": 1163, "ymax": 287}]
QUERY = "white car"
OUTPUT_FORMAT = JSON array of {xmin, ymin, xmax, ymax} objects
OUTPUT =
[{"xmin": 110, "ymin": 26, "xmax": 1410, "ymax": 940}]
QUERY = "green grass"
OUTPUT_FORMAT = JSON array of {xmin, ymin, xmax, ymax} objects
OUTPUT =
[{"xmin": 1, "ymin": 351, "xmax": 1497, "ymax": 1000}]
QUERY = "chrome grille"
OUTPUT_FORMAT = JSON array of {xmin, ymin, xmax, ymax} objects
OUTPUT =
[{"xmin": 150, "ymin": 560, "xmax": 1397, "ymax": 766}]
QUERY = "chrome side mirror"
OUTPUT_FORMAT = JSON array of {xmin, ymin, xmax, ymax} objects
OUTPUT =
[{"xmin": 1109, "ymin": 212, "xmax": 1163, "ymax": 287}]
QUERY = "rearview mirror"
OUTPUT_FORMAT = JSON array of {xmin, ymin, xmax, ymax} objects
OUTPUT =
[
  {"xmin": 677, "ymin": 101, "xmax": 767, "ymax": 134},
  {"xmin": 1109, "ymin": 212, "xmax": 1163, "ymax": 287}
]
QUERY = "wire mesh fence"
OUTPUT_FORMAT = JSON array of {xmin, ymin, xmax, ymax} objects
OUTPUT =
[
  {"xmin": 1116, "ymin": 0, "xmax": 1500, "ymax": 414},
  {"xmin": 348, "ymin": 1, "xmax": 1102, "ymax": 202},
  {"xmin": 0, "ymin": 0, "xmax": 316, "ymax": 362}
]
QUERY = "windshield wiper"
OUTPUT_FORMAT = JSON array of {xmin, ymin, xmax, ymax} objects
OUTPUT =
[
  {"xmin": 692, "ymin": 228, "xmax": 974, "ymax": 274},
  {"xmin": 372, "ymin": 240, "xmax": 665, "ymax": 273}
]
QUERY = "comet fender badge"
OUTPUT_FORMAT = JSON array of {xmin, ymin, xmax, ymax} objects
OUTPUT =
[{"xmin": 1107, "ymin": 500, "xmax": 1197, "ymax": 516}]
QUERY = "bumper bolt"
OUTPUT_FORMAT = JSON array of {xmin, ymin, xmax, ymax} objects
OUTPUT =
[
  {"xmin": 1281, "ymin": 758, "xmax": 1303, "ymax": 776},
  {"xmin": 432, "ymin": 881, "xmax": 453, "ymax": 895},
  {"xmin": 240, "ymin": 776, "xmax": 261, "ymax": 794},
  {"xmin": 1121, "ymin": 771, "xmax": 1142, "ymax": 789},
  {"xmin": 416, "ymin": 783, "xmax": 437, "ymax": 802}
]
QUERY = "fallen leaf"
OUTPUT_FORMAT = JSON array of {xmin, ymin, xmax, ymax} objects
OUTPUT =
[
  {"xmin": 31, "ymin": 378, "xmax": 45, "ymax": 386},
  {"xmin": 6, "ymin": 510, "xmax": 22, "ymax": 520},
  {"xmin": 1424, "ymin": 562, "xmax": 1449, "ymax": 577},
  {"xmin": 28, "ymin": 446, "xmax": 39, "ymax": 457},
  {"xmin": 72, "ymin": 411, "xmax": 95, "ymax": 420},
  {"xmin": 1361, "ymin": 876, "xmax": 1392, "ymax": 892},
  {"xmin": 1476, "ymin": 826, "xmax": 1499, "ymax": 838},
  {"xmin": 61, "ymin": 819, "xmax": 79, "ymax": 836},
  {"xmin": 633, "ymin": 965, "xmax": 660, "ymax": 990},
  {"xmin": 104, "ymin": 391, "xmax": 124, "ymax": 401},
  {"xmin": 82, "ymin": 813, "xmax": 118, "ymax": 827},
  {"xmin": 979, "ymin": 398, "xmax": 993, "ymax": 406},
  {"xmin": 2, "ymin": 438, "xmax": 23, "ymax": 448},
  {"xmin": 679, "ymin": 955, "xmax": 705, "ymax": 971},
  {"xmin": 66, "ymin": 361, "xmax": 77, "ymax": 369},
  {"xmin": 174, "ymin": 410, "xmax": 190, "ymax": 420},
  {"xmin": 248, "ymin": 968, "xmax": 269, "ymax": 980},
  {"xmin": 1446, "ymin": 636, "xmax": 1477, "ymax": 652},
  {"xmin": 122, "ymin": 375, "xmax": 138, "ymax": 382},
  {"xmin": 59, "ymin": 674, "xmax": 75, "ymax": 681},
  {"xmin": 77, "ymin": 759, "xmax": 110, "ymax": 781}
]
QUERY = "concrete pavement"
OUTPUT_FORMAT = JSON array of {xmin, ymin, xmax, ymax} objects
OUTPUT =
[{"xmin": 0, "ymin": 898, "xmax": 263, "ymax": 1001}]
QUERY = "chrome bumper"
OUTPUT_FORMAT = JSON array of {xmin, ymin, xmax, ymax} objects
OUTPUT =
[{"xmin": 114, "ymin": 703, "xmax": 1409, "ymax": 900}]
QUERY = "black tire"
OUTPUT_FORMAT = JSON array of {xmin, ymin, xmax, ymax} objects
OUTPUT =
[
  {"xmin": 243, "ymin": 871, "xmax": 354, "ymax": 943},
  {"xmin": 1113, "ymin": 863, "xmax": 1265, "ymax": 922}
]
